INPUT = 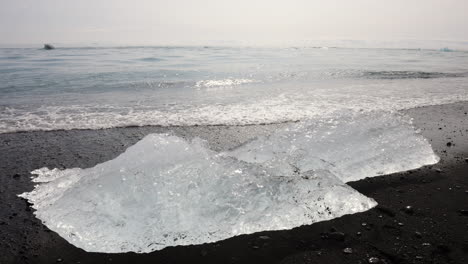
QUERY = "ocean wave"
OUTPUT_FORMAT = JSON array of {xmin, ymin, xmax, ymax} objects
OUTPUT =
[
  {"xmin": 195, "ymin": 79, "xmax": 258, "ymax": 88},
  {"xmin": 1, "ymin": 91, "xmax": 467, "ymax": 134},
  {"xmin": 139, "ymin": 57, "xmax": 164, "ymax": 62},
  {"xmin": 124, "ymin": 78, "xmax": 259, "ymax": 90},
  {"xmin": 362, "ymin": 71, "xmax": 464, "ymax": 79},
  {"xmin": 1, "ymin": 46, "xmax": 468, "ymax": 133},
  {"xmin": 0, "ymin": 55, "xmax": 25, "ymax": 60},
  {"xmin": 127, "ymin": 80, "xmax": 190, "ymax": 89},
  {"xmin": 274, "ymin": 70, "xmax": 465, "ymax": 81}
]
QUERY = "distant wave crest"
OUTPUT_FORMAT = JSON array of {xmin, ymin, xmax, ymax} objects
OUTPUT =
[
  {"xmin": 139, "ymin": 57, "xmax": 164, "ymax": 62},
  {"xmin": 125, "ymin": 78, "xmax": 259, "ymax": 90},
  {"xmin": 362, "ymin": 71, "xmax": 464, "ymax": 80},
  {"xmin": 195, "ymin": 79, "xmax": 258, "ymax": 88}
]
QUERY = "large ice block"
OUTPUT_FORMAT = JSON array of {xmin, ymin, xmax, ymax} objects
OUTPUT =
[{"xmin": 20, "ymin": 134, "xmax": 376, "ymax": 253}]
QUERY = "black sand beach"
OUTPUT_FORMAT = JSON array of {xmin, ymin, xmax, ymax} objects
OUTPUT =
[{"xmin": 1, "ymin": 102, "xmax": 467, "ymax": 264}]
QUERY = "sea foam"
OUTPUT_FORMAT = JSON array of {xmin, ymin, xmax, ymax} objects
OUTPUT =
[{"xmin": 1, "ymin": 84, "xmax": 467, "ymax": 134}]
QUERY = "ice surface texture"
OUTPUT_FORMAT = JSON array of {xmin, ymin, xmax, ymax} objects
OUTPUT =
[
  {"xmin": 19, "ymin": 112, "xmax": 439, "ymax": 253},
  {"xmin": 227, "ymin": 111, "xmax": 440, "ymax": 183}
]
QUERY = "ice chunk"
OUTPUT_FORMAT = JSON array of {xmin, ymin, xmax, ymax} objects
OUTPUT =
[
  {"xmin": 226, "ymin": 111, "xmax": 439, "ymax": 182},
  {"xmin": 20, "ymin": 134, "xmax": 376, "ymax": 253},
  {"xmin": 19, "ymin": 111, "xmax": 439, "ymax": 253}
]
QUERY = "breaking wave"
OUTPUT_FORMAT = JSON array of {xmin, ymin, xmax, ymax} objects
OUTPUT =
[
  {"xmin": 195, "ymin": 78, "xmax": 258, "ymax": 88},
  {"xmin": 1, "ymin": 89, "xmax": 467, "ymax": 134}
]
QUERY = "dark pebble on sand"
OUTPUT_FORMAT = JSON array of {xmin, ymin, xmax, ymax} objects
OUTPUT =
[
  {"xmin": 458, "ymin": 209, "xmax": 468, "ymax": 216},
  {"xmin": 435, "ymin": 244, "xmax": 451, "ymax": 254},
  {"xmin": 446, "ymin": 142, "xmax": 452, "ymax": 147},
  {"xmin": 329, "ymin": 231, "xmax": 346, "ymax": 241},
  {"xmin": 343, "ymin": 247, "xmax": 353, "ymax": 254},
  {"xmin": 377, "ymin": 206, "xmax": 395, "ymax": 217},
  {"xmin": 13, "ymin": 173, "xmax": 20, "ymax": 178}
]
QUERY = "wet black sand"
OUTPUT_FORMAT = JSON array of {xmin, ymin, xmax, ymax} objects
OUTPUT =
[{"xmin": 1, "ymin": 102, "xmax": 467, "ymax": 264}]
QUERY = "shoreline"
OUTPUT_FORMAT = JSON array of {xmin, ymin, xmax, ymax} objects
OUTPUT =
[
  {"xmin": 1, "ymin": 100, "xmax": 466, "ymax": 136},
  {"xmin": 1, "ymin": 102, "xmax": 467, "ymax": 263}
]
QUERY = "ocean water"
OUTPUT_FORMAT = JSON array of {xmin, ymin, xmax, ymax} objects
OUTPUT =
[{"xmin": 1, "ymin": 46, "xmax": 468, "ymax": 133}]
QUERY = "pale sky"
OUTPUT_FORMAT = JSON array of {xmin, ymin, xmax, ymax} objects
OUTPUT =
[{"xmin": 1, "ymin": 0, "xmax": 467, "ymax": 47}]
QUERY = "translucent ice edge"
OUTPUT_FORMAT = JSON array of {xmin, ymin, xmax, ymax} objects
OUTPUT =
[
  {"xmin": 226, "ymin": 111, "xmax": 440, "ymax": 183},
  {"xmin": 19, "ymin": 111, "xmax": 439, "ymax": 253}
]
